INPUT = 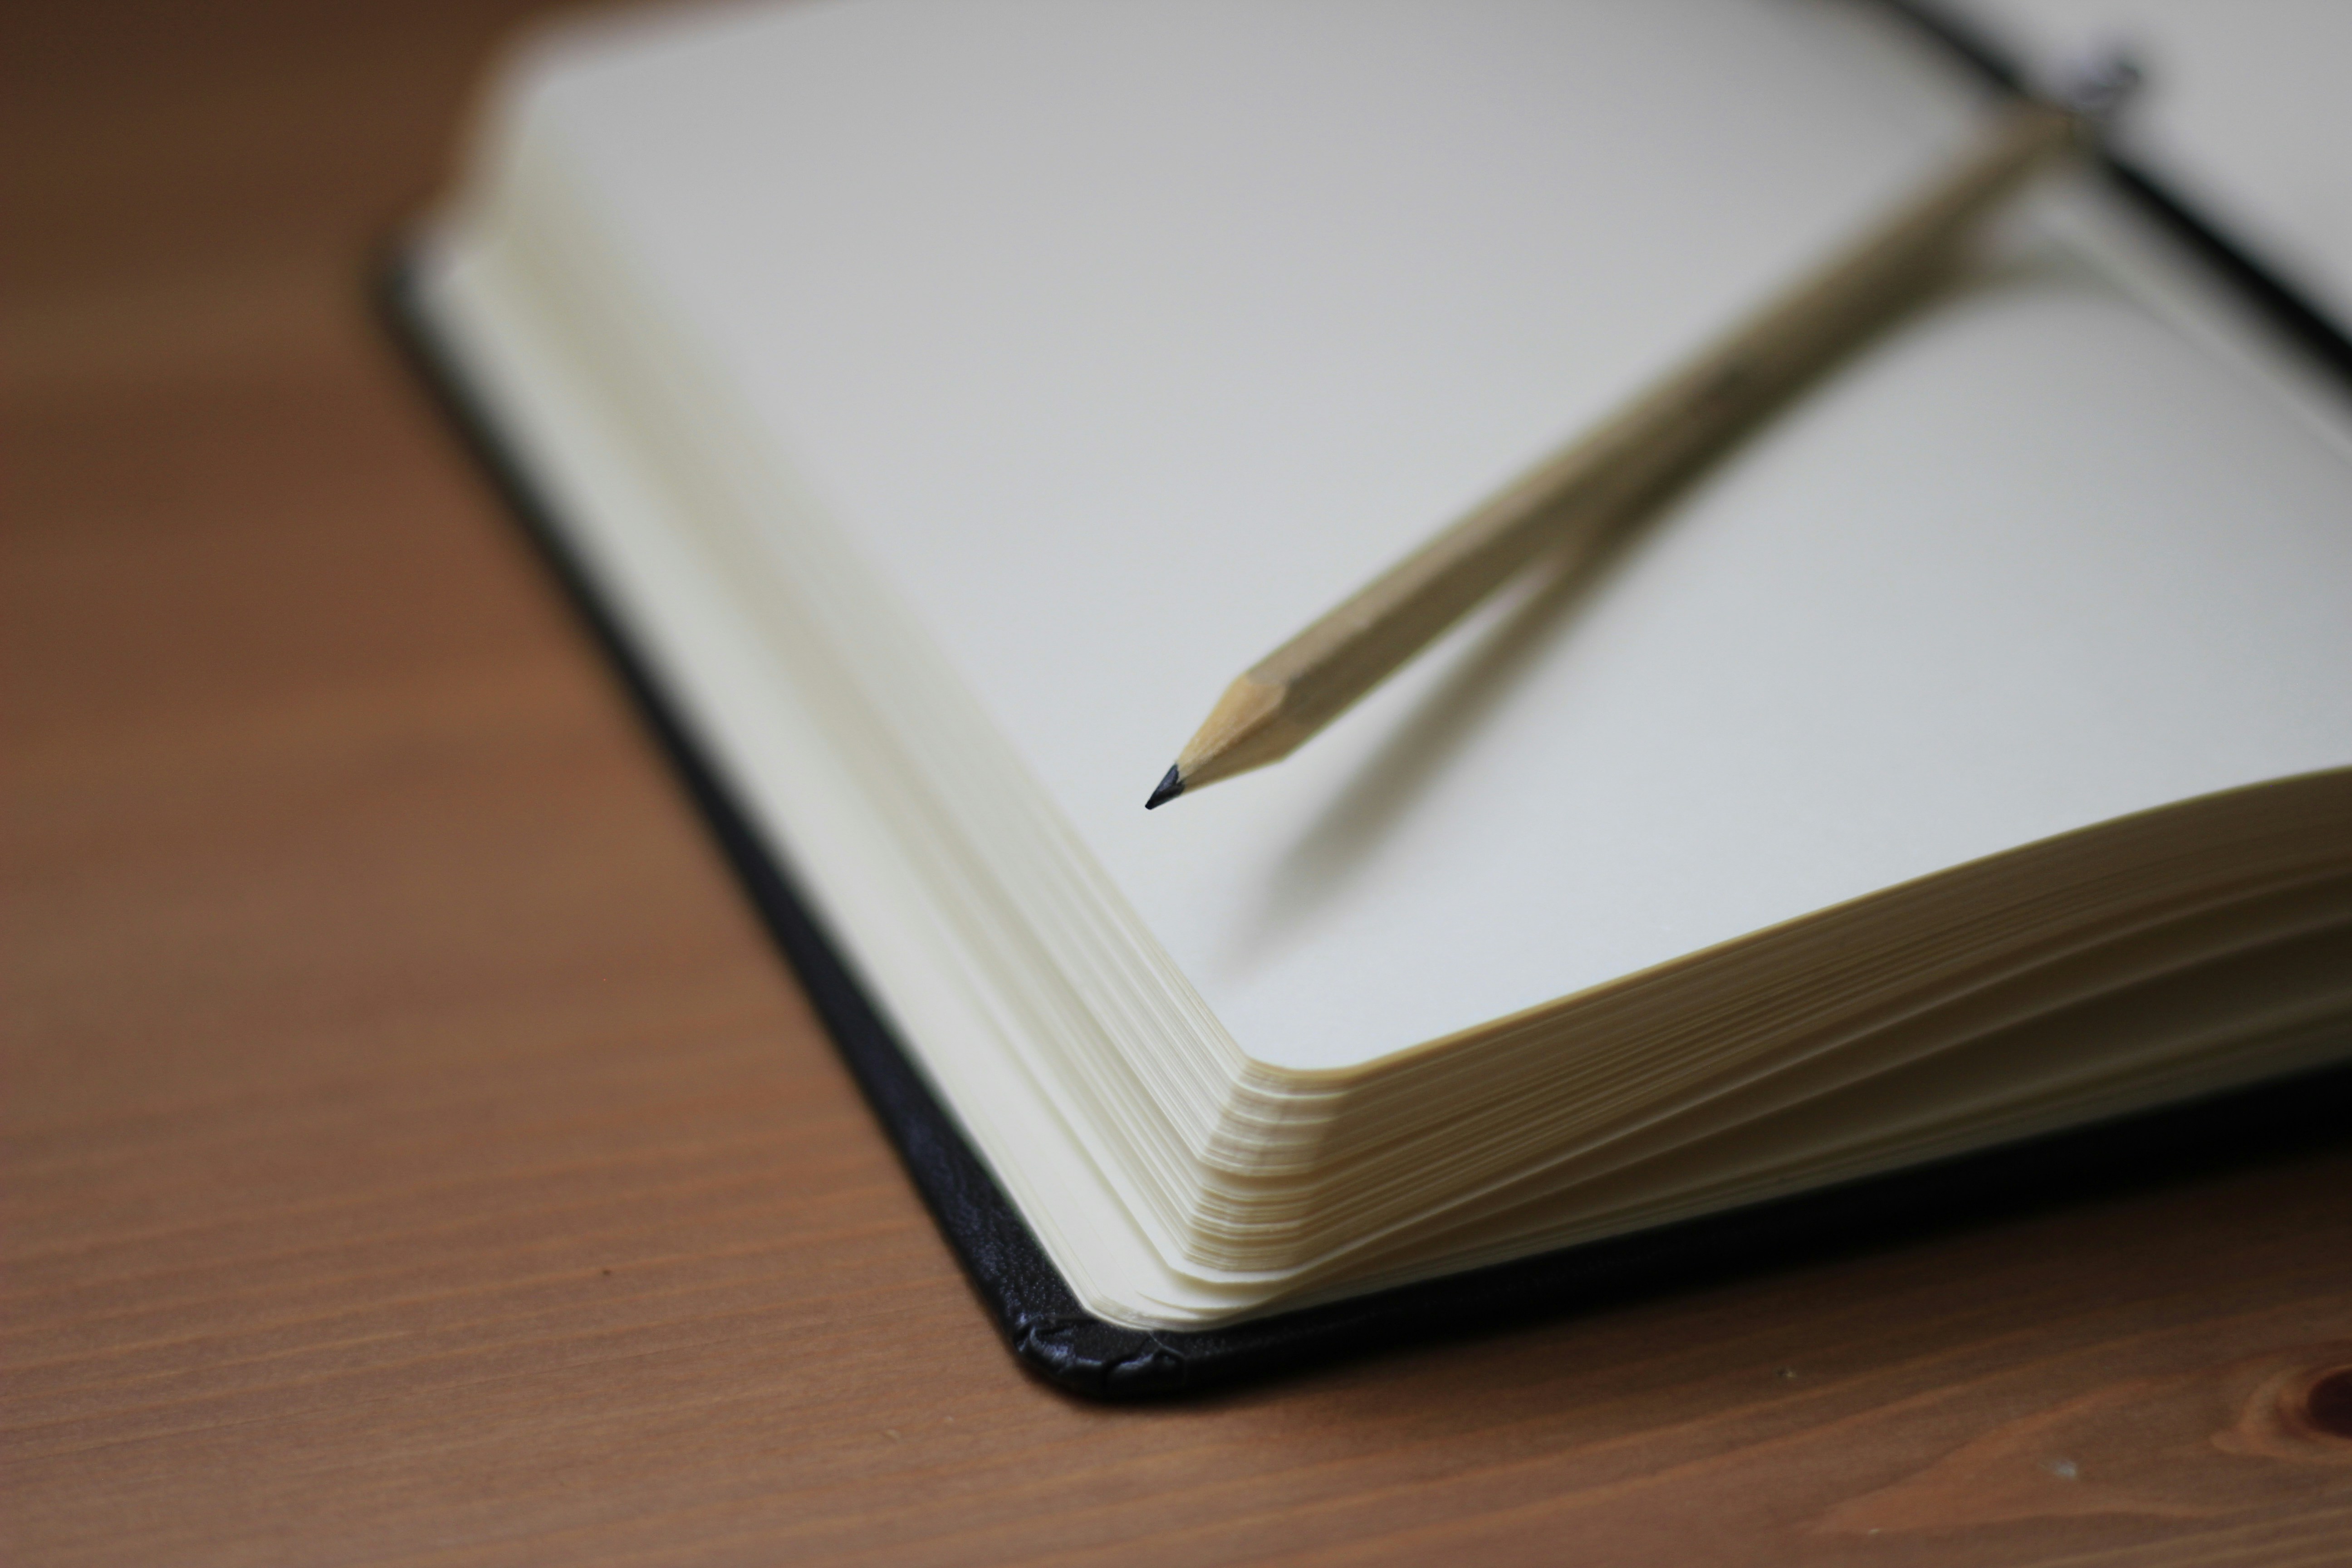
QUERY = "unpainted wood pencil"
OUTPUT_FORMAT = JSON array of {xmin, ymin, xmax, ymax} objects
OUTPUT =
[{"xmin": 1147, "ymin": 97, "xmax": 2086, "ymax": 809}]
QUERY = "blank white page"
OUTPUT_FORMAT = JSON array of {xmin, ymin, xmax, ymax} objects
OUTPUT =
[{"xmin": 511, "ymin": 0, "xmax": 2352, "ymax": 1069}]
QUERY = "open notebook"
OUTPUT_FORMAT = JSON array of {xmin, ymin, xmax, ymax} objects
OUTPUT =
[{"xmin": 400, "ymin": 0, "xmax": 2352, "ymax": 1389}]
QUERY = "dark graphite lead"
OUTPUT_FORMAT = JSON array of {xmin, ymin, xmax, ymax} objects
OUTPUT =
[{"xmin": 1145, "ymin": 764, "xmax": 1185, "ymax": 810}]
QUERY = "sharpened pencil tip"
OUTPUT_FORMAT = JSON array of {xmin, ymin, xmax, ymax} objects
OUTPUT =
[{"xmin": 1145, "ymin": 764, "xmax": 1185, "ymax": 810}]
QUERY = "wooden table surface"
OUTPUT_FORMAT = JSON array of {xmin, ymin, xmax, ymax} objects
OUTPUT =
[{"xmin": 6, "ymin": 2, "xmax": 2350, "ymax": 1562}]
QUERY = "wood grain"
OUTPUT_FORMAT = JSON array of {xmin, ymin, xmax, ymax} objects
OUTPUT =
[{"xmin": 4, "ymin": 3, "xmax": 2349, "ymax": 1563}]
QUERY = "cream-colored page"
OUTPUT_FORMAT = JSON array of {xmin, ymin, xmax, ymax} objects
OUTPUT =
[{"xmin": 521, "ymin": 0, "xmax": 2352, "ymax": 1073}]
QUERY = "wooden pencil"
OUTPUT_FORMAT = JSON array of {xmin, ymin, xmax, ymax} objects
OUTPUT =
[{"xmin": 1147, "ymin": 97, "xmax": 2086, "ymax": 809}]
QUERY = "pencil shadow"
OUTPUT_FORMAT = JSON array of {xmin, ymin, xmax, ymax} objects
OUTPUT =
[
  {"xmin": 1231, "ymin": 250, "xmax": 2076, "ymax": 957},
  {"xmin": 1240, "ymin": 521, "xmax": 1646, "ymax": 946}
]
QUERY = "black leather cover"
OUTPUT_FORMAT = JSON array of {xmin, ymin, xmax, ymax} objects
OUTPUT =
[{"xmin": 379, "ymin": 0, "xmax": 2352, "ymax": 1399}]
